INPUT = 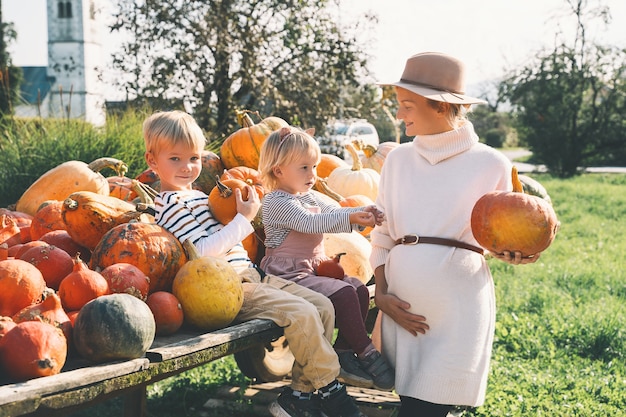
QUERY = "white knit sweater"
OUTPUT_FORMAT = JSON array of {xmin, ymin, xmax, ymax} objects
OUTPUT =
[{"xmin": 370, "ymin": 122, "xmax": 512, "ymax": 406}]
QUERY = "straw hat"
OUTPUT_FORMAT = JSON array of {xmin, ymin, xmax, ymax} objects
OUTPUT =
[{"xmin": 380, "ymin": 52, "xmax": 486, "ymax": 105}]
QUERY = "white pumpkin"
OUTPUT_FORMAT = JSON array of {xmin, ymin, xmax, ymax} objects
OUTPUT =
[
  {"xmin": 323, "ymin": 231, "xmax": 373, "ymax": 284},
  {"xmin": 356, "ymin": 140, "xmax": 400, "ymax": 173},
  {"xmin": 326, "ymin": 143, "xmax": 380, "ymax": 201}
]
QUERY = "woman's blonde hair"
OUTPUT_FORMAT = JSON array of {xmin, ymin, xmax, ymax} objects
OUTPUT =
[
  {"xmin": 426, "ymin": 99, "xmax": 471, "ymax": 129},
  {"xmin": 258, "ymin": 126, "xmax": 321, "ymax": 191},
  {"xmin": 143, "ymin": 110, "xmax": 206, "ymax": 156}
]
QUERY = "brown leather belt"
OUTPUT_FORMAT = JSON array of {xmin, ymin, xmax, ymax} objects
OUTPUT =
[{"xmin": 394, "ymin": 234, "xmax": 484, "ymax": 255}]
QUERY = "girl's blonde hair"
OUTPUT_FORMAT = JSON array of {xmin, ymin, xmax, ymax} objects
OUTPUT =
[
  {"xmin": 143, "ymin": 110, "xmax": 206, "ymax": 156},
  {"xmin": 258, "ymin": 126, "xmax": 321, "ymax": 191}
]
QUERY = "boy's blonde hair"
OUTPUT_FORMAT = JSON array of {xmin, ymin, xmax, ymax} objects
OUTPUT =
[
  {"xmin": 258, "ymin": 126, "xmax": 321, "ymax": 192},
  {"xmin": 143, "ymin": 110, "xmax": 206, "ymax": 156}
]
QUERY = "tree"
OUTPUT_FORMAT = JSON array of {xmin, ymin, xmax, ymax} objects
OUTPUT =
[
  {"xmin": 110, "ymin": 0, "xmax": 373, "ymax": 142},
  {"xmin": 0, "ymin": 0, "xmax": 23, "ymax": 116},
  {"xmin": 499, "ymin": 0, "xmax": 626, "ymax": 177}
]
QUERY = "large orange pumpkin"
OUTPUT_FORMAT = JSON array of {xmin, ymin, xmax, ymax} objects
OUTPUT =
[
  {"xmin": 90, "ymin": 222, "xmax": 187, "ymax": 293},
  {"xmin": 471, "ymin": 168, "xmax": 559, "ymax": 257},
  {"xmin": 0, "ymin": 320, "xmax": 67, "ymax": 381},
  {"xmin": 220, "ymin": 110, "xmax": 288, "ymax": 169}
]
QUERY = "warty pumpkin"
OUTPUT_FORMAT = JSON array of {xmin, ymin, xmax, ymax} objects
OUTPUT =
[
  {"xmin": 326, "ymin": 142, "xmax": 380, "ymax": 202},
  {"xmin": 172, "ymin": 240, "xmax": 243, "ymax": 331},
  {"xmin": 20, "ymin": 243, "xmax": 74, "ymax": 290},
  {"xmin": 62, "ymin": 191, "xmax": 148, "ymax": 251},
  {"xmin": 15, "ymin": 157, "xmax": 128, "ymax": 216},
  {"xmin": 192, "ymin": 150, "xmax": 225, "ymax": 194},
  {"xmin": 220, "ymin": 110, "xmax": 288, "ymax": 169},
  {"xmin": 73, "ymin": 293, "xmax": 156, "ymax": 363},
  {"xmin": 0, "ymin": 320, "xmax": 67, "ymax": 381},
  {"xmin": 100, "ymin": 262, "xmax": 151, "ymax": 301},
  {"xmin": 90, "ymin": 222, "xmax": 187, "ymax": 293}
]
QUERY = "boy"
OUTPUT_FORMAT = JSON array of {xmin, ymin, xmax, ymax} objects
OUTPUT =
[{"xmin": 143, "ymin": 110, "xmax": 367, "ymax": 417}]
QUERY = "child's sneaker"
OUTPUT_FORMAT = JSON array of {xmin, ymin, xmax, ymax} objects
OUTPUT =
[
  {"xmin": 337, "ymin": 351, "xmax": 374, "ymax": 388},
  {"xmin": 269, "ymin": 386, "xmax": 322, "ymax": 417},
  {"xmin": 358, "ymin": 350, "xmax": 395, "ymax": 391},
  {"xmin": 319, "ymin": 384, "xmax": 367, "ymax": 417}
]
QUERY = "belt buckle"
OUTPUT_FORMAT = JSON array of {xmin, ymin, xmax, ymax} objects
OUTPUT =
[{"xmin": 402, "ymin": 234, "xmax": 419, "ymax": 245}]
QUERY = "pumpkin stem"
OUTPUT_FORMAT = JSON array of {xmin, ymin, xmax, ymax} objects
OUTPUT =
[
  {"xmin": 361, "ymin": 144, "xmax": 377, "ymax": 158},
  {"xmin": 511, "ymin": 166, "xmax": 524, "ymax": 193},
  {"xmin": 132, "ymin": 179, "xmax": 157, "ymax": 204},
  {"xmin": 345, "ymin": 143, "xmax": 363, "ymax": 171},
  {"xmin": 236, "ymin": 109, "xmax": 257, "ymax": 128},
  {"xmin": 182, "ymin": 239, "xmax": 201, "ymax": 261},
  {"xmin": 87, "ymin": 157, "xmax": 129, "ymax": 177},
  {"xmin": 215, "ymin": 177, "xmax": 234, "ymax": 198},
  {"xmin": 313, "ymin": 178, "xmax": 344, "ymax": 203},
  {"xmin": 63, "ymin": 197, "xmax": 79, "ymax": 211},
  {"xmin": 333, "ymin": 252, "xmax": 346, "ymax": 262}
]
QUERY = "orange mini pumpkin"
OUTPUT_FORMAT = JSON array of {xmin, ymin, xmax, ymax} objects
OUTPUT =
[{"xmin": 208, "ymin": 177, "xmax": 263, "ymax": 225}]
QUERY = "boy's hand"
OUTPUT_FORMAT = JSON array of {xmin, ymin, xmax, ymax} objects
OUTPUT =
[{"xmin": 235, "ymin": 186, "xmax": 261, "ymax": 222}]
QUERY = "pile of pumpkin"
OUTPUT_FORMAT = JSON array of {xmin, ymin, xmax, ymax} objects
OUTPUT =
[{"xmin": 0, "ymin": 111, "xmax": 398, "ymax": 384}]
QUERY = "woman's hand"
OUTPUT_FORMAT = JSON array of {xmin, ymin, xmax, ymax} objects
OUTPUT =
[
  {"xmin": 376, "ymin": 292, "xmax": 429, "ymax": 337},
  {"xmin": 235, "ymin": 186, "xmax": 261, "ymax": 222},
  {"xmin": 491, "ymin": 250, "xmax": 541, "ymax": 265}
]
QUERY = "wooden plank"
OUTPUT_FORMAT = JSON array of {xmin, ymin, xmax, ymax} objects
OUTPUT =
[{"xmin": 146, "ymin": 319, "xmax": 282, "ymax": 362}]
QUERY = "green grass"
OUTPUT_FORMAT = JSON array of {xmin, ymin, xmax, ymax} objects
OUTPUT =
[{"xmin": 66, "ymin": 173, "xmax": 626, "ymax": 416}]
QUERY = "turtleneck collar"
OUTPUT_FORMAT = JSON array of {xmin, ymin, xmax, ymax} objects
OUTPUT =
[{"xmin": 412, "ymin": 121, "xmax": 479, "ymax": 165}]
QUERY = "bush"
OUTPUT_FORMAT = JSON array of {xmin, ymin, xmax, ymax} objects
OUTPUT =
[{"xmin": 0, "ymin": 109, "xmax": 152, "ymax": 208}]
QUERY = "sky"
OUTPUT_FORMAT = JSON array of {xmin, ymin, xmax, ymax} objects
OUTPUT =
[{"xmin": 3, "ymin": 0, "xmax": 626, "ymax": 99}]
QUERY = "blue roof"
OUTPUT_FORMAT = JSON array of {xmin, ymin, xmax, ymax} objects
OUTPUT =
[{"xmin": 19, "ymin": 67, "xmax": 55, "ymax": 105}]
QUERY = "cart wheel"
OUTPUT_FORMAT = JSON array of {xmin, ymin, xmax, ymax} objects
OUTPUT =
[{"xmin": 234, "ymin": 335, "xmax": 295, "ymax": 382}]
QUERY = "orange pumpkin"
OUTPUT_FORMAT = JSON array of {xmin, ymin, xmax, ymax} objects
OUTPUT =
[
  {"xmin": 20, "ymin": 243, "xmax": 74, "ymax": 290},
  {"xmin": 220, "ymin": 110, "xmax": 288, "ymax": 169},
  {"xmin": 12, "ymin": 292, "xmax": 72, "ymax": 343},
  {"xmin": 29, "ymin": 200, "xmax": 66, "ymax": 240},
  {"xmin": 0, "ymin": 259, "xmax": 46, "ymax": 316},
  {"xmin": 0, "ymin": 320, "xmax": 67, "ymax": 381},
  {"xmin": 58, "ymin": 254, "xmax": 110, "ymax": 311},
  {"xmin": 146, "ymin": 291, "xmax": 184, "ymax": 336},
  {"xmin": 192, "ymin": 150, "xmax": 225, "ymax": 194},
  {"xmin": 208, "ymin": 177, "xmax": 264, "ymax": 225},
  {"xmin": 90, "ymin": 222, "xmax": 187, "ymax": 293},
  {"xmin": 317, "ymin": 153, "xmax": 349, "ymax": 179}
]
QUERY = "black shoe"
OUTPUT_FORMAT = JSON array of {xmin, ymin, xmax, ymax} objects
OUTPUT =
[
  {"xmin": 337, "ymin": 351, "xmax": 374, "ymax": 388},
  {"xmin": 269, "ymin": 387, "xmax": 322, "ymax": 417},
  {"xmin": 358, "ymin": 350, "xmax": 395, "ymax": 391},
  {"xmin": 320, "ymin": 384, "xmax": 367, "ymax": 417}
]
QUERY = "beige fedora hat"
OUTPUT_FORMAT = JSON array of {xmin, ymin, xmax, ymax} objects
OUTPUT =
[{"xmin": 380, "ymin": 52, "xmax": 487, "ymax": 105}]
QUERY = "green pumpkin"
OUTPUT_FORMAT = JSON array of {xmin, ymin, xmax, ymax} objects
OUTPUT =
[{"xmin": 73, "ymin": 293, "xmax": 155, "ymax": 363}]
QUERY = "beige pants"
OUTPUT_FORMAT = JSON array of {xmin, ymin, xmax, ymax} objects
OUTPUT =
[{"xmin": 236, "ymin": 268, "xmax": 339, "ymax": 392}]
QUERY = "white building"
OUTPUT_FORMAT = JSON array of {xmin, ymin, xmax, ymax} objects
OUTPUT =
[{"xmin": 15, "ymin": 0, "xmax": 106, "ymax": 125}]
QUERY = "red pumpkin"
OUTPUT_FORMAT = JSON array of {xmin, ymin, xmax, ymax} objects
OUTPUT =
[
  {"xmin": 100, "ymin": 263, "xmax": 151, "ymax": 301},
  {"xmin": 58, "ymin": 255, "xmax": 110, "ymax": 311},
  {"xmin": 39, "ymin": 229, "xmax": 90, "ymax": 262},
  {"xmin": 471, "ymin": 191, "xmax": 559, "ymax": 257},
  {"xmin": 316, "ymin": 253, "xmax": 346, "ymax": 279},
  {"xmin": 0, "ymin": 316, "xmax": 16, "ymax": 338},
  {"xmin": 20, "ymin": 244, "xmax": 74, "ymax": 290},
  {"xmin": 12, "ymin": 292, "xmax": 72, "ymax": 343},
  {"xmin": 0, "ymin": 259, "xmax": 46, "ymax": 316},
  {"xmin": 146, "ymin": 291, "xmax": 184, "ymax": 336},
  {"xmin": 0, "ymin": 320, "xmax": 67, "ymax": 381}
]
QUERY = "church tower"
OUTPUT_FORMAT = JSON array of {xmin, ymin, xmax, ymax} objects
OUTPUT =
[{"xmin": 46, "ymin": 0, "xmax": 105, "ymax": 125}]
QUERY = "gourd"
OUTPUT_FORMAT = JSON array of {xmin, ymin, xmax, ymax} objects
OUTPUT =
[
  {"xmin": 0, "ymin": 259, "xmax": 46, "ymax": 316},
  {"xmin": 58, "ymin": 254, "xmax": 110, "ymax": 311},
  {"xmin": 62, "ymin": 191, "xmax": 148, "ymax": 251},
  {"xmin": 15, "ymin": 157, "xmax": 128, "ymax": 216},
  {"xmin": 172, "ymin": 241, "xmax": 243, "ymax": 331},
  {"xmin": 20, "ymin": 243, "xmax": 74, "ymax": 290},
  {"xmin": 146, "ymin": 291, "xmax": 184, "ymax": 336},
  {"xmin": 471, "ymin": 167, "xmax": 559, "ymax": 257},
  {"xmin": 0, "ymin": 320, "xmax": 67, "ymax": 381},
  {"xmin": 220, "ymin": 110, "xmax": 289, "ymax": 170},
  {"xmin": 317, "ymin": 153, "xmax": 348, "ymax": 179},
  {"xmin": 322, "ymin": 232, "xmax": 373, "ymax": 284},
  {"xmin": 90, "ymin": 222, "xmax": 187, "ymax": 293},
  {"xmin": 354, "ymin": 140, "xmax": 400, "ymax": 173},
  {"xmin": 326, "ymin": 142, "xmax": 380, "ymax": 202},
  {"xmin": 100, "ymin": 263, "xmax": 151, "ymax": 301},
  {"xmin": 192, "ymin": 150, "xmax": 225, "ymax": 194},
  {"xmin": 12, "ymin": 292, "xmax": 72, "ymax": 343},
  {"xmin": 73, "ymin": 293, "xmax": 156, "ymax": 363}
]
